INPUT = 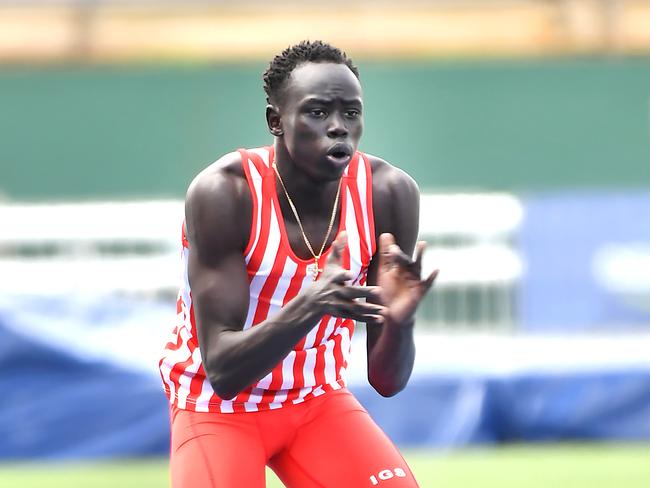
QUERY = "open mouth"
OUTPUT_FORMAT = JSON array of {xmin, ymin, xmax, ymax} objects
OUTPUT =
[{"xmin": 327, "ymin": 144, "xmax": 352, "ymax": 162}]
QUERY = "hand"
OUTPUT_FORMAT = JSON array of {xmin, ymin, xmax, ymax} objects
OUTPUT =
[
  {"xmin": 308, "ymin": 232, "xmax": 387, "ymax": 323},
  {"xmin": 376, "ymin": 233, "xmax": 438, "ymax": 326}
]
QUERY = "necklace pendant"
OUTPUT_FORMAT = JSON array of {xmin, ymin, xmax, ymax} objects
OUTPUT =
[{"xmin": 306, "ymin": 261, "xmax": 322, "ymax": 281}]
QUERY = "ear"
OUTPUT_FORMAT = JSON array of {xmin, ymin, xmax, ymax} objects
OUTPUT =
[{"xmin": 266, "ymin": 104, "xmax": 284, "ymax": 137}]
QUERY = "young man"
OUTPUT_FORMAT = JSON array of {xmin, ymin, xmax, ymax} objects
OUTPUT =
[{"xmin": 160, "ymin": 40, "xmax": 437, "ymax": 487}]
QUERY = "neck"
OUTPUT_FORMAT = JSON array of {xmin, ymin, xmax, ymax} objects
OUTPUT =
[{"xmin": 273, "ymin": 141, "xmax": 342, "ymax": 215}]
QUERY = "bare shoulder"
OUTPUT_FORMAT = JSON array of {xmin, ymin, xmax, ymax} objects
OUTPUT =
[
  {"xmin": 185, "ymin": 151, "xmax": 251, "ymax": 256},
  {"xmin": 363, "ymin": 153, "xmax": 420, "ymax": 242},
  {"xmin": 187, "ymin": 151, "xmax": 246, "ymax": 202},
  {"xmin": 365, "ymin": 153, "xmax": 420, "ymax": 207}
]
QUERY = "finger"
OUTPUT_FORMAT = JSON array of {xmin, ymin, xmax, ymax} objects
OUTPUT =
[
  {"xmin": 338, "ymin": 285, "xmax": 383, "ymax": 301},
  {"xmin": 323, "ymin": 294, "xmax": 387, "ymax": 315},
  {"xmin": 414, "ymin": 241, "xmax": 427, "ymax": 268},
  {"xmin": 327, "ymin": 304, "xmax": 385, "ymax": 324},
  {"xmin": 328, "ymin": 268, "xmax": 356, "ymax": 284},
  {"xmin": 377, "ymin": 233, "xmax": 395, "ymax": 271},
  {"xmin": 358, "ymin": 314, "xmax": 386, "ymax": 324},
  {"xmin": 387, "ymin": 244, "xmax": 414, "ymax": 268},
  {"xmin": 363, "ymin": 315, "xmax": 386, "ymax": 326},
  {"xmin": 405, "ymin": 241, "xmax": 427, "ymax": 277},
  {"xmin": 327, "ymin": 293, "xmax": 387, "ymax": 315},
  {"xmin": 379, "ymin": 232, "xmax": 396, "ymax": 248},
  {"xmin": 328, "ymin": 231, "xmax": 348, "ymax": 266},
  {"xmin": 422, "ymin": 269, "xmax": 439, "ymax": 291}
]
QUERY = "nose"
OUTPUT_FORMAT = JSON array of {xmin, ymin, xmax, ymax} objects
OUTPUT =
[{"xmin": 327, "ymin": 112, "xmax": 348, "ymax": 138}]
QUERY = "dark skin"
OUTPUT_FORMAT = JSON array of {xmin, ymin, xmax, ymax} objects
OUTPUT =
[{"xmin": 185, "ymin": 62, "xmax": 437, "ymax": 400}]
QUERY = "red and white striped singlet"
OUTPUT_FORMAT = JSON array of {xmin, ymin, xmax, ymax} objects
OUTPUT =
[{"xmin": 159, "ymin": 146, "xmax": 376, "ymax": 413}]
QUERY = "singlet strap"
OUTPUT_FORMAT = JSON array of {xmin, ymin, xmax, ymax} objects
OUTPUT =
[{"xmin": 239, "ymin": 147, "xmax": 276, "ymax": 262}]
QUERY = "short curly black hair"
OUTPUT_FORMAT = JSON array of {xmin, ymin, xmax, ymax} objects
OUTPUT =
[{"xmin": 263, "ymin": 40, "xmax": 360, "ymax": 105}]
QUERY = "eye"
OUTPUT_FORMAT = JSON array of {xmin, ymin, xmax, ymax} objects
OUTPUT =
[
  {"xmin": 346, "ymin": 109, "xmax": 361, "ymax": 118},
  {"xmin": 310, "ymin": 108, "xmax": 327, "ymax": 118}
]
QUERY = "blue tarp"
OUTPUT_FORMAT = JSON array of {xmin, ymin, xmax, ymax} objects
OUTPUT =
[
  {"xmin": 353, "ymin": 371, "xmax": 650, "ymax": 447},
  {"xmin": 0, "ymin": 317, "xmax": 169, "ymax": 460},
  {"xmin": 2, "ymin": 295, "xmax": 650, "ymax": 459},
  {"xmin": 519, "ymin": 192, "xmax": 650, "ymax": 331}
]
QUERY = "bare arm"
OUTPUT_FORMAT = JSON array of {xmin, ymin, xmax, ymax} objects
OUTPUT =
[
  {"xmin": 186, "ymin": 154, "xmax": 384, "ymax": 400},
  {"xmin": 365, "ymin": 160, "xmax": 437, "ymax": 397}
]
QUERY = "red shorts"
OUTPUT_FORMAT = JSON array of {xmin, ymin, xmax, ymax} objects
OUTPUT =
[{"xmin": 170, "ymin": 388, "xmax": 419, "ymax": 487}]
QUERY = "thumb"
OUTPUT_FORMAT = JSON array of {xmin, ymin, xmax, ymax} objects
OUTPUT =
[
  {"xmin": 329, "ymin": 231, "xmax": 348, "ymax": 266},
  {"xmin": 378, "ymin": 233, "xmax": 396, "ymax": 270}
]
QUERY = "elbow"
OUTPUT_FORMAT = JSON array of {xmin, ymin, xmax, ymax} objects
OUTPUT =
[
  {"xmin": 212, "ymin": 382, "xmax": 239, "ymax": 401},
  {"xmin": 205, "ymin": 362, "xmax": 241, "ymax": 400},
  {"xmin": 368, "ymin": 376, "xmax": 406, "ymax": 398},
  {"xmin": 208, "ymin": 374, "xmax": 240, "ymax": 401}
]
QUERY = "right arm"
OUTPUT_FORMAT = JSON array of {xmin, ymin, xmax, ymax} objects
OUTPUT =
[{"xmin": 186, "ymin": 154, "xmax": 384, "ymax": 400}]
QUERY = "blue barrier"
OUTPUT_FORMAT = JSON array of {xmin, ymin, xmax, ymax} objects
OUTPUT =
[
  {"xmin": 0, "ymin": 319, "xmax": 169, "ymax": 460},
  {"xmin": 353, "ymin": 369, "xmax": 650, "ymax": 447},
  {"xmin": 2, "ymin": 299, "xmax": 650, "ymax": 460},
  {"xmin": 519, "ymin": 192, "xmax": 650, "ymax": 331}
]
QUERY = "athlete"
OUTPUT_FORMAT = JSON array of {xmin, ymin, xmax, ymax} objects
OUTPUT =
[{"xmin": 160, "ymin": 40, "xmax": 438, "ymax": 487}]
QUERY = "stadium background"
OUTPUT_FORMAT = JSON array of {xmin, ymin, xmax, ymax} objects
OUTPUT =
[{"xmin": 1, "ymin": 0, "xmax": 650, "ymax": 486}]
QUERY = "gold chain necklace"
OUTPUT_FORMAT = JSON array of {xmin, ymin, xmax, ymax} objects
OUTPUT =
[{"xmin": 272, "ymin": 162, "xmax": 342, "ymax": 280}]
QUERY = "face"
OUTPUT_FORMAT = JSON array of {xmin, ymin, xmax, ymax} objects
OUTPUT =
[{"xmin": 269, "ymin": 62, "xmax": 364, "ymax": 181}]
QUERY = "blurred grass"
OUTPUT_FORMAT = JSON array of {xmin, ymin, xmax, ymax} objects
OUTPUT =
[{"xmin": 1, "ymin": 444, "xmax": 649, "ymax": 487}]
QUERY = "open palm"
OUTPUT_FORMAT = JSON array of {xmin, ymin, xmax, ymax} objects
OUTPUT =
[{"xmin": 376, "ymin": 233, "xmax": 438, "ymax": 325}]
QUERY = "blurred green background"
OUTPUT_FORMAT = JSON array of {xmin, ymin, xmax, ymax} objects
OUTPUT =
[{"xmin": 2, "ymin": 58, "xmax": 649, "ymax": 200}]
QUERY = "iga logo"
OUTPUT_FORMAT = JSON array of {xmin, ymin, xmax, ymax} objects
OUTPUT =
[{"xmin": 369, "ymin": 468, "xmax": 407, "ymax": 485}]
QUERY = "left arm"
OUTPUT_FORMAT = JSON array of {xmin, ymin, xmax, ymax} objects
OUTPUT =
[{"xmin": 365, "ymin": 160, "xmax": 438, "ymax": 397}]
